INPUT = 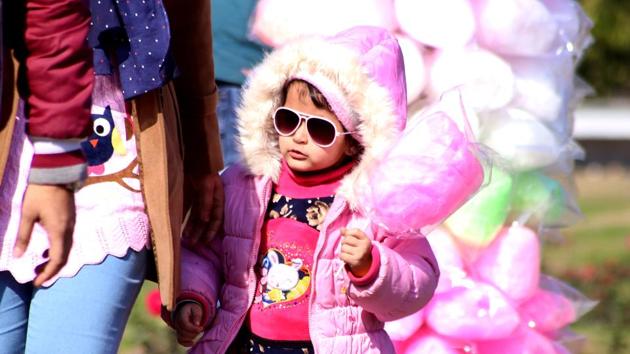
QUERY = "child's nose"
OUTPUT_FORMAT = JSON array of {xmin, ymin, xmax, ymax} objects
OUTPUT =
[{"xmin": 292, "ymin": 120, "xmax": 308, "ymax": 143}]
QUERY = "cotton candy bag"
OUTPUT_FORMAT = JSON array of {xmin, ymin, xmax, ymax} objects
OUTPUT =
[{"xmin": 356, "ymin": 91, "xmax": 485, "ymax": 235}]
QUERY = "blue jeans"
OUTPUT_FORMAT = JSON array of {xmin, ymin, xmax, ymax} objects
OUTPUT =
[
  {"xmin": 0, "ymin": 249, "xmax": 147, "ymax": 354},
  {"xmin": 217, "ymin": 83, "xmax": 243, "ymax": 168}
]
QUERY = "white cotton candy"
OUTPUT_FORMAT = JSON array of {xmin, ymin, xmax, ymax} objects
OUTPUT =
[
  {"xmin": 474, "ymin": 0, "xmax": 559, "ymax": 56},
  {"xmin": 541, "ymin": 0, "xmax": 580, "ymax": 42},
  {"xmin": 417, "ymin": 89, "xmax": 481, "ymax": 138},
  {"xmin": 395, "ymin": 0, "xmax": 476, "ymax": 49},
  {"xmin": 508, "ymin": 55, "xmax": 574, "ymax": 139},
  {"xmin": 541, "ymin": 0, "xmax": 594, "ymax": 57},
  {"xmin": 250, "ymin": 0, "xmax": 303, "ymax": 47},
  {"xmin": 480, "ymin": 109, "xmax": 562, "ymax": 171},
  {"xmin": 396, "ymin": 35, "xmax": 426, "ymax": 104},
  {"xmin": 250, "ymin": 0, "xmax": 397, "ymax": 47},
  {"xmin": 428, "ymin": 48, "xmax": 515, "ymax": 113},
  {"xmin": 510, "ymin": 60, "xmax": 564, "ymax": 122}
]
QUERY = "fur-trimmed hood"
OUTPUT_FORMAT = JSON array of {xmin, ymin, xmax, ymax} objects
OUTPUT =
[{"xmin": 237, "ymin": 26, "xmax": 408, "ymax": 208}]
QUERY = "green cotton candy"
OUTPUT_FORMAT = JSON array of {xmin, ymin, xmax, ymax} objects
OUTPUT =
[
  {"xmin": 445, "ymin": 167, "xmax": 513, "ymax": 247},
  {"xmin": 512, "ymin": 171, "xmax": 566, "ymax": 224}
]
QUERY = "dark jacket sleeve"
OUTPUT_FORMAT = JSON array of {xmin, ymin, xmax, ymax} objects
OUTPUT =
[{"xmin": 164, "ymin": 0, "xmax": 224, "ymax": 175}]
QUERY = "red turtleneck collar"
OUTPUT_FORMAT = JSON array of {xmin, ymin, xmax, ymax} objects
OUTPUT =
[{"xmin": 276, "ymin": 158, "xmax": 355, "ymax": 198}]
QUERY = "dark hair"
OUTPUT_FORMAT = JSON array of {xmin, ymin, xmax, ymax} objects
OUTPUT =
[
  {"xmin": 281, "ymin": 79, "xmax": 332, "ymax": 111},
  {"xmin": 280, "ymin": 79, "xmax": 364, "ymax": 158}
]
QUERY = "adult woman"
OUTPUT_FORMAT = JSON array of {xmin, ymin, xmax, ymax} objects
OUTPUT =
[{"xmin": 0, "ymin": 0, "xmax": 223, "ymax": 352}]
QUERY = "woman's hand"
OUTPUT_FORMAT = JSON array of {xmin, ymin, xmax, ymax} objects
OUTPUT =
[
  {"xmin": 15, "ymin": 184, "xmax": 76, "ymax": 287},
  {"xmin": 174, "ymin": 302, "xmax": 205, "ymax": 347},
  {"xmin": 183, "ymin": 172, "xmax": 224, "ymax": 245},
  {"xmin": 340, "ymin": 228, "xmax": 373, "ymax": 277}
]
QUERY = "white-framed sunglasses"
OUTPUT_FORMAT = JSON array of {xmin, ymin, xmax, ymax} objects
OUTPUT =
[{"xmin": 272, "ymin": 106, "xmax": 354, "ymax": 148}]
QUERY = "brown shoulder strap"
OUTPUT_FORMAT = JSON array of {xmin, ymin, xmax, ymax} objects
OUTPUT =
[
  {"xmin": 132, "ymin": 83, "xmax": 184, "ymax": 310},
  {"xmin": 0, "ymin": 53, "xmax": 19, "ymax": 183}
]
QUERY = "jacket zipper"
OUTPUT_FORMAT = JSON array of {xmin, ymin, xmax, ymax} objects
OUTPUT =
[
  {"xmin": 308, "ymin": 198, "xmax": 347, "ymax": 353},
  {"xmin": 219, "ymin": 178, "xmax": 272, "ymax": 353}
]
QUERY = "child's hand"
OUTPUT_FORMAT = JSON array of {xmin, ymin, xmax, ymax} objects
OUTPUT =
[
  {"xmin": 340, "ymin": 228, "xmax": 373, "ymax": 277},
  {"xmin": 174, "ymin": 302, "xmax": 205, "ymax": 347}
]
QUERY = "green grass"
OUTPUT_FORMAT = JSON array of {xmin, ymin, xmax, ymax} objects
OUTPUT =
[
  {"xmin": 544, "ymin": 226, "xmax": 630, "ymax": 270},
  {"xmin": 120, "ymin": 283, "xmax": 185, "ymax": 354},
  {"xmin": 541, "ymin": 168, "xmax": 630, "ymax": 354},
  {"xmin": 569, "ymin": 278, "xmax": 630, "ymax": 354},
  {"xmin": 578, "ymin": 199, "xmax": 630, "ymax": 216}
]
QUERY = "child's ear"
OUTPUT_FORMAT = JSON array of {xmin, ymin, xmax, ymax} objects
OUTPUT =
[
  {"xmin": 343, "ymin": 141, "xmax": 353, "ymax": 156},
  {"xmin": 344, "ymin": 140, "xmax": 361, "ymax": 157}
]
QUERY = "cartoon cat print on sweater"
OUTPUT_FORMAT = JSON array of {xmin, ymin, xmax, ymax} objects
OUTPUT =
[{"xmin": 259, "ymin": 249, "xmax": 310, "ymax": 307}]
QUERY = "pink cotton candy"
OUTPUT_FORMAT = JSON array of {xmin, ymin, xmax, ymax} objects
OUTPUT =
[
  {"xmin": 403, "ymin": 329, "xmax": 476, "ymax": 354},
  {"xmin": 476, "ymin": 325, "xmax": 560, "ymax": 354},
  {"xmin": 394, "ymin": 0, "xmax": 476, "ymax": 49},
  {"xmin": 358, "ymin": 98, "xmax": 484, "ymax": 235},
  {"xmin": 425, "ymin": 281, "xmax": 520, "ymax": 340},
  {"xmin": 473, "ymin": 0, "xmax": 559, "ymax": 56},
  {"xmin": 384, "ymin": 309, "xmax": 424, "ymax": 341},
  {"xmin": 427, "ymin": 228, "xmax": 466, "ymax": 294},
  {"xmin": 539, "ymin": 274, "xmax": 598, "ymax": 320},
  {"xmin": 518, "ymin": 289, "xmax": 576, "ymax": 333},
  {"xmin": 472, "ymin": 224, "xmax": 540, "ymax": 304},
  {"xmin": 250, "ymin": 0, "xmax": 396, "ymax": 47}
]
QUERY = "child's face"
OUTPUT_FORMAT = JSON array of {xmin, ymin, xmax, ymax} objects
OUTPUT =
[{"xmin": 278, "ymin": 84, "xmax": 350, "ymax": 173}]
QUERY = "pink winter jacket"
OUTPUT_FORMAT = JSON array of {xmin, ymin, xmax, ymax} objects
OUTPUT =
[
  {"xmin": 179, "ymin": 26, "xmax": 440, "ymax": 353},
  {"xmin": 180, "ymin": 164, "xmax": 439, "ymax": 353}
]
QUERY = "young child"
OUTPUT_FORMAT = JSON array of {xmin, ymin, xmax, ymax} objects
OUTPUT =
[{"xmin": 171, "ymin": 26, "xmax": 440, "ymax": 354}]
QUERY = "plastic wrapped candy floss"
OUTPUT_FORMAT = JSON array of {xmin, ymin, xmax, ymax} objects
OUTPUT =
[{"xmin": 356, "ymin": 92, "xmax": 485, "ymax": 236}]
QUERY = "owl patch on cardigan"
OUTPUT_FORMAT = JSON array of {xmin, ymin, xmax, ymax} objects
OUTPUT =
[{"xmin": 80, "ymin": 105, "xmax": 140, "ymax": 192}]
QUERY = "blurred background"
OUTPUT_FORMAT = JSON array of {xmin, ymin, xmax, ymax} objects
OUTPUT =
[
  {"xmin": 548, "ymin": 1, "xmax": 630, "ymax": 353},
  {"xmin": 119, "ymin": 0, "xmax": 630, "ymax": 353}
]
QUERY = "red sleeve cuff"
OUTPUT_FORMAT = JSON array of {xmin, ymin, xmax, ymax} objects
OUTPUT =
[
  {"xmin": 31, "ymin": 151, "xmax": 86, "ymax": 168},
  {"xmin": 346, "ymin": 246, "xmax": 381, "ymax": 286},
  {"xmin": 28, "ymin": 151, "xmax": 87, "ymax": 185},
  {"xmin": 175, "ymin": 291, "xmax": 212, "ymax": 326}
]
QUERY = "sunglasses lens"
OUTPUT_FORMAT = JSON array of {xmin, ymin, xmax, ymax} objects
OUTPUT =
[
  {"xmin": 307, "ymin": 117, "xmax": 337, "ymax": 147},
  {"xmin": 274, "ymin": 108, "xmax": 300, "ymax": 135}
]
